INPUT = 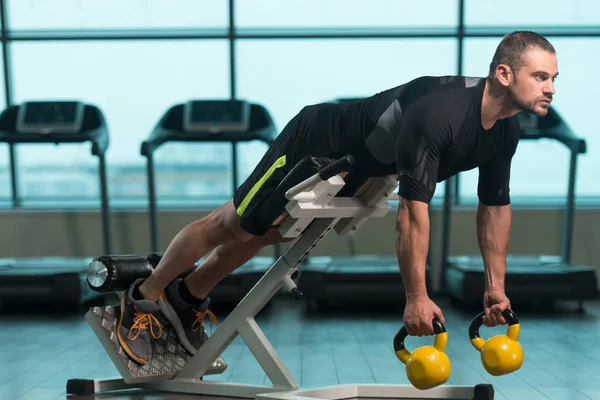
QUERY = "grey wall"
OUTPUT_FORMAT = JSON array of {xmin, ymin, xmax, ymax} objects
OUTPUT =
[{"xmin": 1, "ymin": 205, "xmax": 598, "ymax": 291}]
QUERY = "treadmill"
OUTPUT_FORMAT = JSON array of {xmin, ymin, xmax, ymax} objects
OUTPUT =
[
  {"xmin": 0, "ymin": 100, "xmax": 111, "ymax": 307},
  {"xmin": 141, "ymin": 99, "xmax": 280, "ymax": 305},
  {"xmin": 298, "ymin": 97, "xmax": 432, "ymax": 311},
  {"xmin": 443, "ymin": 106, "xmax": 598, "ymax": 310}
]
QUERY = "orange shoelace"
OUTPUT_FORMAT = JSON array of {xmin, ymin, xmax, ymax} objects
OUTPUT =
[
  {"xmin": 127, "ymin": 312, "xmax": 163, "ymax": 341},
  {"xmin": 191, "ymin": 309, "xmax": 219, "ymax": 335}
]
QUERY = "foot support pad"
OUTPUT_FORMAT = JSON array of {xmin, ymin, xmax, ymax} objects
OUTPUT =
[{"xmin": 85, "ymin": 305, "xmax": 227, "ymax": 383}]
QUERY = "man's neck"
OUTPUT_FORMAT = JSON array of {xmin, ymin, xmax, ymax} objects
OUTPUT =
[{"xmin": 480, "ymin": 77, "xmax": 520, "ymax": 130}]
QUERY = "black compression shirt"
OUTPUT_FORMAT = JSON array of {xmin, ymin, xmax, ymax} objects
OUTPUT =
[{"xmin": 302, "ymin": 75, "xmax": 521, "ymax": 206}]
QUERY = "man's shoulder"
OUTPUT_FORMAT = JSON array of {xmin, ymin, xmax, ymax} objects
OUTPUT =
[
  {"xmin": 405, "ymin": 75, "xmax": 484, "ymax": 92},
  {"xmin": 404, "ymin": 75, "xmax": 483, "ymax": 108},
  {"xmin": 404, "ymin": 81, "xmax": 482, "ymax": 128}
]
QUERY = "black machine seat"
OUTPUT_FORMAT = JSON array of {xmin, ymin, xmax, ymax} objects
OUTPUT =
[
  {"xmin": 446, "ymin": 255, "xmax": 597, "ymax": 302},
  {"xmin": 299, "ymin": 255, "xmax": 432, "ymax": 310},
  {"xmin": 0, "ymin": 100, "xmax": 111, "ymax": 308},
  {"xmin": 208, "ymin": 256, "xmax": 283, "ymax": 305},
  {"xmin": 0, "ymin": 257, "xmax": 95, "ymax": 303},
  {"xmin": 298, "ymin": 254, "xmax": 432, "ymax": 309},
  {"xmin": 443, "ymin": 107, "xmax": 598, "ymax": 309}
]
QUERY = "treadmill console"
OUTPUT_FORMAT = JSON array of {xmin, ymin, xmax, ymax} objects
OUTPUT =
[
  {"xmin": 16, "ymin": 101, "xmax": 85, "ymax": 134},
  {"xmin": 183, "ymin": 100, "xmax": 250, "ymax": 134}
]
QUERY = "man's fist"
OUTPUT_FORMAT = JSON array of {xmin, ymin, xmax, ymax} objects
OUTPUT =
[
  {"xmin": 483, "ymin": 289, "xmax": 511, "ymax": 327},
  {"xmin": 403, "ymin": 296, "xmax": 445, "ymax": 336}
]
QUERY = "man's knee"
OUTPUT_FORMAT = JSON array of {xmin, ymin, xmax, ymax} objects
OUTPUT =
[
  {"xmin": 209, "ymin": 200, "xmax": 255, "ymax": 244},
  {"xmin": 256, "ymin": 228, "xmax": 294, "ymax": 246}
]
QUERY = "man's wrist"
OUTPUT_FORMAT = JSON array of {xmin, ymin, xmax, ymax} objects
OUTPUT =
[
  {"xmin": 405, "ymin": 290, "xmax": 429, "ymax": 301},
  {"xmin": 485, "ymin": 277, "xmax": 505, "ymax": 292},
  {"xmin": 484, "ymin": 262, "xmax": 506, "ymax": 292}
]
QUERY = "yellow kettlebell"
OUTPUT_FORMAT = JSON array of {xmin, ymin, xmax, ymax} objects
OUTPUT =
[
  {"xmin": 393, "ymin": 319, "xmax": 451, "ymax": 390},
  {"xmin": 468, "ymin": 309, "xmax": 524, "ymax": 376}
]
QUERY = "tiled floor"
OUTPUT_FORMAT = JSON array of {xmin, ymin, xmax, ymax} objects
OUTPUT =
[{"xmin": 1, "ymin": 296, "xmax": 600, "ymax": 400}]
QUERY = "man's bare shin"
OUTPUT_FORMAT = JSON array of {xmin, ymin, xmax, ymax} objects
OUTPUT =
[
  {"xmin": 184, "ymin": 228, "xmax": 289, "ymax": 299},
  {"xmin": 396, "ymin": 199, "xmax": 430, "ymax": 301}
]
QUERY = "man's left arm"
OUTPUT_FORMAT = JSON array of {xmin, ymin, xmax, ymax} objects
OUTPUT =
[{"xmin": 477, "ymin": 125, "xmax": 520, "ymax": 324}]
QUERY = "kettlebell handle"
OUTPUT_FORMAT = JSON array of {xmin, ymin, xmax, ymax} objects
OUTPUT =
[
  {"xmin": 393, "ymin": 319, "xmax": 447, "ymax": 364},
  {"xmin": 469, "ymin": 309, "xmax": 520, "ymax": 351}
]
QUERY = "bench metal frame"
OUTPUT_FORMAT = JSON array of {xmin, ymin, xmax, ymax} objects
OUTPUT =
[{"xmin": 66, "ymin": 157, "xmax": 494, "ymax": 400}]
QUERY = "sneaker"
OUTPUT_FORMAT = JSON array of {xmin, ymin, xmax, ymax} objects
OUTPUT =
[
  {"xmin": 116, "ymin": 278, "xmax": 163, "ymax": 365},
  {"xmin": 158, "ymin": 279, "xmax": 219, "ymax": 355}
]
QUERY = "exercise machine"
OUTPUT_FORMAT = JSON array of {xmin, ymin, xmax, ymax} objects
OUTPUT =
[
  {"xmin": 0, "ymin": 100, "xmax": 111, "ymax": 306},
  {"xmin": 443, "ymin": 107, "xmax": 598, "ymax": 309},
  {"xmin": 141, "ymin": 99, "xmax": 280, "ymax": 305},
  {"xmin": 67, "ymin": 154, "xmax": 493, "ymax": 399},
  {"xmin": 298, "ymin": 97, "xmax": 432, "ymax": 311}
]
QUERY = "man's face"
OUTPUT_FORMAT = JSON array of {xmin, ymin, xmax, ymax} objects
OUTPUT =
[{"xmin": 506, "ymin": 48, "xmax": 558, "ymax": 116}]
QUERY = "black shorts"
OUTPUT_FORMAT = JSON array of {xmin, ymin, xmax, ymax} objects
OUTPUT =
[
  {"xmin": 233, "ymin": 106, "xmax": 376, "ymax": 236},
  {"xmin": 233, "ymin": 111, "xmax": 304, "ymax": 236}
]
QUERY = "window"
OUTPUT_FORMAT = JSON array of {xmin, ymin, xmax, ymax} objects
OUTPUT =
[
  {"xmin": 0, "ymin": 56, "xmax": 8, "ymax": 202},
  {"xmin": 459, "ymin": 38, "xmax": 600, "ymax": 200},
  {"xmin": 464, "ymin": 0, "xmax": 600, "ymax": 27},
  {"xmin": 7, "ymin": 0, "xmax": 229, "ymax": 30},
  {"xmin": 235, "ymin": 0, "xmax": 459, "ymax": 29},
  {"xmin": 11, "ymin": 40, "xmax": 231, "ymax": 203},
  {"xmin": 0, "ymin": 144, "xmax": 11, "ymax": 201},
  {"xmin": 235, "ymin": 38, "xmax": 458, "ymax": 200}
]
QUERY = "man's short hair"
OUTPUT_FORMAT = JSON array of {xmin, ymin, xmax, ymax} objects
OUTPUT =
[{"xmin": 488, "ymin": 31, "xmax": 555, "ymax": 78}]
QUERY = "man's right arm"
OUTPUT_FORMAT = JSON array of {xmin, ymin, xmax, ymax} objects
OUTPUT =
[
  {"xmin": 396, "ymin": 197, "xmax": 430, "ymax": 300},
  {"xmin": 394, "ymin": 103, "xmax": 448, "ymax": 299},
  {"xmin": 394, "ymin": 103, "xmax": 450, "ymax": 335}
]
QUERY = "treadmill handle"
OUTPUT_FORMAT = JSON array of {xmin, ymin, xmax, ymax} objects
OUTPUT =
[
  {"xmin": 141, "ymin": 136, "xmax": 169, "ymax": 156},
  {"xmin": 548, "ymin": 129, "xmax": 587, "ymax": 154}
]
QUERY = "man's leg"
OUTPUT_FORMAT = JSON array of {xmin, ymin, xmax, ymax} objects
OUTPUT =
[
  {"xmin": 115, "ymin": 199, "xmax": 254, "ymax": 364},
  {"xmin": 183, "ymin": 227, "xmax": 292, "ymax": 300},
  {"xmin": 158, "ymin": 228, "xmax": 292, "ymax": 355},
  {"xmin": 139, "ymin": 199, "xmax": 252, "ymax": 302},
  {"xmin": 117, "ymin": 102, "xmax": 302, "ymax": 362}
]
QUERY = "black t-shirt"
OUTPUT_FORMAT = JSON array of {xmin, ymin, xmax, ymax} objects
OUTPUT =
[{"xmin": 301, "ymin": 75, "xmax": 521, "ymax": 206}]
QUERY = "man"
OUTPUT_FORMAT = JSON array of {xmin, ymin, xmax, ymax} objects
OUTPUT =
[{"xmin": 116, "ymin": 30, "xmax": 558, "ymax": 365}]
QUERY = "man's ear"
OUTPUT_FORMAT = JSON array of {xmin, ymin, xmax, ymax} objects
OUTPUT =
[{"xmin": 495, "ymin": 64, "xmax": 513, "ymax": 87}]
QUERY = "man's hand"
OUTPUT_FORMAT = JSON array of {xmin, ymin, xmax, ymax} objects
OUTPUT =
[
  {"xmin": 482, "ymin": 289, "xmax": 511, "ymax": 327},
  {"xmin": 403, "ymin": 296, "xmax": 445, "ymax": 336}
]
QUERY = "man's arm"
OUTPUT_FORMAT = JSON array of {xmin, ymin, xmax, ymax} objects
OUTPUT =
[
  {"xmin": 394, "ymin": 102, "xmax": 450, "ymax": 300},
  {"xmin": 393, "ymin": 96, "xmax": 456, "ymax": 334},
  {"xmin": 476, "ymin": 202, "xmax": 511, "ymax": 291},
  {"xmin": 476, "ymin": 119, "xmax": 519, "ymax": 292},
  {"xmin": 396, "ymin": 198, "xmax": 430, "ymax": 300}
]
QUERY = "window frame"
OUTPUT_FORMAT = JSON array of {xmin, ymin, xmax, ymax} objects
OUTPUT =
[{"xmin": 0, "ymin": 1, "xmax": 598, "ymax": 209}]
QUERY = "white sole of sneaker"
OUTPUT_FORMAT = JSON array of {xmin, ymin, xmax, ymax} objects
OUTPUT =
[{"xmin": 158, "ymin": 295, "xmax": 197, "ymax": 356}]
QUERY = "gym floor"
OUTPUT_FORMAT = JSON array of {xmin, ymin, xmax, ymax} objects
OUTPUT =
[{"xmin": 1, "ymin": 297, "xmax": 599, "ymax": 400}]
